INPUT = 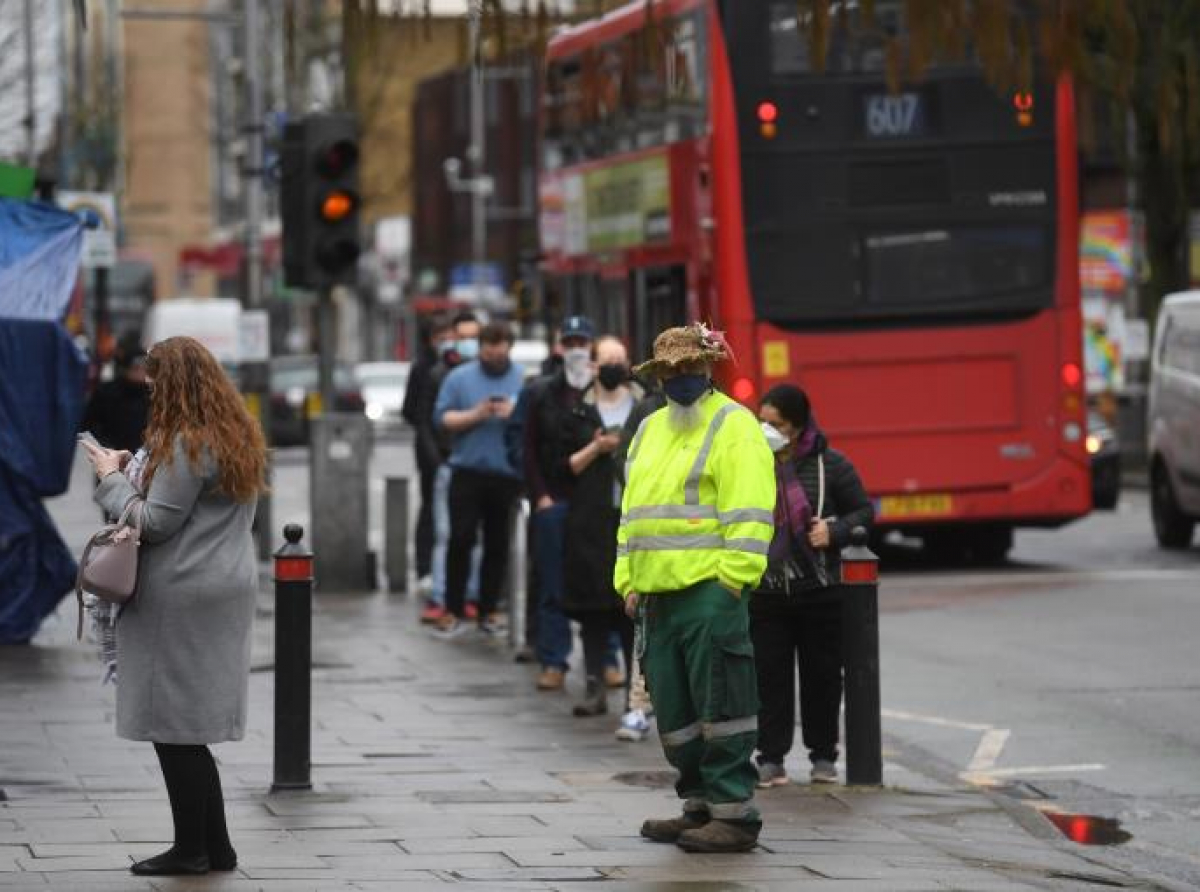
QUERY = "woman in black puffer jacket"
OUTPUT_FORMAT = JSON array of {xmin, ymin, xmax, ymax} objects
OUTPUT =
[{"xmin": 751, "ymin": 384, "xmax": 874, "ymax": 788}]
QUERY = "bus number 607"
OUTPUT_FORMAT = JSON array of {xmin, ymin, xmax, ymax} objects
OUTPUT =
[{"xmin": 865, "ymin": 93, "xmax": 922, "ymax": 138}]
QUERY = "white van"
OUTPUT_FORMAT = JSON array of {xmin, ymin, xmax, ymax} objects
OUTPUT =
[
  {"xmin": 1148, "ymin": 291, "xmax": 1200, "ymax": 548},
  {"xmin": 143, "ymin": 297, "xmax": 242, "ymax": 369}
]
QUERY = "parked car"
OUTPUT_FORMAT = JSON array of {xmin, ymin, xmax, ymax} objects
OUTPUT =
[
  {"xmin": 355, "ymin": 361, "xmax": 410, "ymax": 428},
  {"xmin": 511, "ymin": 338, "xmax": 550, "ymax": 379},
  {"xmin": 1087, "ymin": 410, "xmax": 1120, "ymax": 510},
  {"xmin": 1148, "ymin": 291, "xmax": 1200, "ymax": 549},
  {"xmin": 269, "ymin": 355, "xmax": 363, "ymax": 446}
]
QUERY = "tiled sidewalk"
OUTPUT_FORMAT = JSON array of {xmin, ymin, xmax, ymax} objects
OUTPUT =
[{"xmin": 0, "ymin": 591, "xmax": 1146, "ymax": 891}]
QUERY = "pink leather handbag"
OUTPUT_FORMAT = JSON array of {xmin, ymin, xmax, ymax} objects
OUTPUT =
[{"xmin": 76, "ymin": 499, "xmax": 142, "ymax": 639}]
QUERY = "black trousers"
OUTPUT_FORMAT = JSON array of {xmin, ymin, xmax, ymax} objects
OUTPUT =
[
  {"xmin": 580, "ymin": 612, "xmax": 634, "ymax": 694},
  {"xmin": 750, "ymin": 595, "xmax": 843, "ymax": 765},
  {"xmin": 414, "ymin": 463, "xmax": 436, "ymax": 578},
  {"xmin": 445, "ymin": 468, "xmax": 521, "ymax": 619},
  {"xmin": 152, "ymin": 743, "xmax": 235, "ymax": 861}
]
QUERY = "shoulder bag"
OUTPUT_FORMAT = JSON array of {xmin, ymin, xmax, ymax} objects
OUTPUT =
[{"xmin": 75, "ymin": 498, "xmax": 142, "ymax": 639}]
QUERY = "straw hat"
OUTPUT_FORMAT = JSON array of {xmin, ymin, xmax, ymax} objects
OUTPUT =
[{"xmin": 633, "ymin": 323, "xmax": 733, "ymax": 377}]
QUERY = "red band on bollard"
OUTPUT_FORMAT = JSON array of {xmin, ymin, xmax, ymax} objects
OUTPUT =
[
  {"xmin": 841, "ymin": 560, "xmax": 878, "ymax": 585},
  {"xmin": 275, "ymin": 557, "xmax": 314, "ymax": 582}
]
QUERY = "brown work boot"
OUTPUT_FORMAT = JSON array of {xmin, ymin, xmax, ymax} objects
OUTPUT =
[
  {"xmin": 677, "ymin": 819, "xmax": 761, "ymax": 853},
  {"xmin": 536, "ymin": 667, "xmax": 565, "ymax": 691},
  {"xmin": 639, "ymin": 811, "xmax": 709, "ymax": 843}
]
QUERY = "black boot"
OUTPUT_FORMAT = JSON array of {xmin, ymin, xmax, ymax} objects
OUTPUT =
[
  {"xmin": 131, "ymin": 848, "xmax": 209, "ymax": 876},
  {"xmin": 572, "ymin": 676, "xmax": 608, "ymax": 717}
]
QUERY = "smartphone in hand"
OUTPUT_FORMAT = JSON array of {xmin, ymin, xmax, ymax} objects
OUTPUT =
[{"xmin": 78, "ymin": 431, "xmax": 102, "ymax": 449}]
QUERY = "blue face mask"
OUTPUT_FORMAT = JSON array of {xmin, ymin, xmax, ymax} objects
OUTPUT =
[
  {"xmin": 663, "ymin": 373, "xmax": 711, "ymax": 407},
  {"xmin": 456, "ymin": 338, "xmax": 479, "ymax": 360}
]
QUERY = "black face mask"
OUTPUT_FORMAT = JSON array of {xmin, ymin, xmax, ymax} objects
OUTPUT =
[
  {"xmin": 597, "ymin": 363, "xmax": 629, "ymax": 390},
  {"xmin": 480, "ymin": 357, "xmax": 512, "ymax": 378}
]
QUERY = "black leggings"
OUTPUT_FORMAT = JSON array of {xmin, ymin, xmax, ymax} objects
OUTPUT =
[{"xmin": 152, "ymin": 743, "xmax": 235, "ymax": 861}]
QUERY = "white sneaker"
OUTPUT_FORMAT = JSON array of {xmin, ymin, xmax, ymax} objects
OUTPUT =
[
  {"xmin": 810, "ymin": 760, "xmax": 838, "ymax": 784},
  {"xmin": 615, "ymin": 709, "xmax": 650, "ymax": 742}
]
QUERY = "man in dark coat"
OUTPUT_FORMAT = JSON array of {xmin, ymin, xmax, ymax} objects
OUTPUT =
[
  {"xmin": 81, "ymin": 332, "xmax": 150, "ymax": 453},
  {"xmin": 401, "ymin": 315, "xmax": 455, "ymax": 593}
]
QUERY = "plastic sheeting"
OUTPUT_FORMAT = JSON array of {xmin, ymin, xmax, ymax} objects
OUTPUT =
[
  {"xmin": 0, "ymin": 197, "xmax": 83, "ymax": 321},
  {"xmin": 0, "ymin": 199, "xmax": 87, "ymax": 643}
]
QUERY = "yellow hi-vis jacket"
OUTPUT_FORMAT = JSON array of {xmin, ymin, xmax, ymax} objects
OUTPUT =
[{"xmin": 615, "ymin": 390, "xmax": 776, "ymax": 597}]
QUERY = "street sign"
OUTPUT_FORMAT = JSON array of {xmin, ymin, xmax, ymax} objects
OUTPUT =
[
  {"xmin": 58, "ymin": 191, "xmax": 118, "ymax": 268},
  {"xmin": 239, "ymin": 309, "xmax": 271, "ymax": 363}
]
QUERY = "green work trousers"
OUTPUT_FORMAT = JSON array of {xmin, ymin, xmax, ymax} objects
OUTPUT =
[{"xmin": 641, "ymin": 579, "xmax": 761, "ymax": 824}]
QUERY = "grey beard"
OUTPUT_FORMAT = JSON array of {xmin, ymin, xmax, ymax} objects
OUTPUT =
[{"xmin": 666, "ymin": 398, "xmax": 704, "ymax": 433}]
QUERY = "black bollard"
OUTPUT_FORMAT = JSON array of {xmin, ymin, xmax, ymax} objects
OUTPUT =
[
  {"xmin": 841, "ymin": 526, "xmax": 882, "ymax": 786},
  {"xmin": 272, "ymin": 524, "xmax": 313, "ymax": 792}
]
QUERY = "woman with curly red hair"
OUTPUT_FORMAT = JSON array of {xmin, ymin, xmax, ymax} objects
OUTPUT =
[{"xmin": 82, "ymin": 336, "xmax": 267, "ymax": 877}]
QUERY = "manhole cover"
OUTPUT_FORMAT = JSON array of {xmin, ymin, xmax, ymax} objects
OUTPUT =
[{"xmin": 612, "ymin": 770, "xmax": 677, "ymax": 788}]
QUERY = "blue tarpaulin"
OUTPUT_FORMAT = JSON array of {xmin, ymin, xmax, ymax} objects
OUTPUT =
[{"xmin": 0, "ymin": 198, "xmax": 87, "ymax": 643}]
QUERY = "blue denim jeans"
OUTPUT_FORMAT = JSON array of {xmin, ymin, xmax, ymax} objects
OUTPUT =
[
  {"xmin": 532, "ymin": 501, "xmax": 571, "ymax": 671},
  {"xmin": 431, "ymin": 463, "xmax": 479, "ymax": 607}
]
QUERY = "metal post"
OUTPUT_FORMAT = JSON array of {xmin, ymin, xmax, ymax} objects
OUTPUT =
[
  {"xmin": 309, "ymin": 413, "xmax": 372, "ymax": 591},
  {"xmin": 317, "ymin": 287, "xmax": 336, "ymax": 411},
  {"xmin": 385, "ymin": 477, "xmax": 409, "ymax": 594},
  {"xmin": 272, "ymin": 524, "xmax": 313, "ymax": 792},
  {"xmin": 23, "ymin": 0, "xmax": 36, "ymax": 163},
  {"xmin": 840, "ymin": 526, "xmax": 882, "ymax": 786},
  {"xmin": 468, "ymin": 0, "xmax": 487, "ymax": 302},
  {"xmin": 242, "ymin": 0, "xmax": 273, "ymax": 559},
  {"xmin": 507, "ymin": 498, "xmax": 529, "ymax": 650}
]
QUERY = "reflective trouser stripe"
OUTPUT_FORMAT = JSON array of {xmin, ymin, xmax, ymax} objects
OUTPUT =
[
  {"xmin": 660, "ymin": 722, "xmax": 703, "ymax": 748},
  {"xmin": 710, "ymin": 800, "xmax": 758, "ymax": 821},
  {"xmin": 704, "ymin": 716, "xmax": 758, "ymax": 740}
]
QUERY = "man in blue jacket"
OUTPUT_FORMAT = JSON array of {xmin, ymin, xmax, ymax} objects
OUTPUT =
[{"xmin": 433, "ymin": 322, "xmax": 525, "ymax": 637}]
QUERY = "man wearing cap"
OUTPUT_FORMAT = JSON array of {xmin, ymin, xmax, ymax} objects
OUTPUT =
[
  {"xmin": 521, "ymin": 315, "xmax": 600, "ymax": 691},
  {"xmin": 617, "ymin": 323, "xmax": 775, "ymax": 853}
]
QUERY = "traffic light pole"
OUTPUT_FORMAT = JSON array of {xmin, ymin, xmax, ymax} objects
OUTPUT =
[
  {"xmin": 243, "ymin": 0, "xmax": 273, "ymax": 560},
  {"xmin": 317, "ymin": 286, "xmax": 336, "ymax": 412}
]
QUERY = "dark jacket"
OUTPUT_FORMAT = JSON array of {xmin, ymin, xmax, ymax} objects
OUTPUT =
[
  {"xmin": 561, "ymin": 384, "xmax": 644, "ymax": 616},
  {"xmin": 752, "ymin": 436, "xmax": 874, "ymax": 606},
  {"xmin": 521, "ymin": 370, "xmax": 586, "ymax": 505},
  {"xmin": 403, "ymin": 354, "xmax": 441, "ymax": 474},
  {"xmin": 415, "ymin": 357, "xmax": 475, "ymax": 469},
  {"xmin": 81, "ymin": 378, "xmax": 150, "ymax": 453}
]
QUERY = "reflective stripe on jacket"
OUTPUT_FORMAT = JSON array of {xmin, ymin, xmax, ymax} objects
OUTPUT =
[{"xmin": 614, "ymin": 390, "xmax": 776, "ymax": 597}]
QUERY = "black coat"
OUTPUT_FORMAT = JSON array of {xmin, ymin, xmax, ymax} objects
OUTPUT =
[
  {"xmin": 752, "ymin": 437, "xmax": 874, "ymax": 607},
  {"xmin": 561, "ymin": 386, "xmax": 644, "ymax": 617}
]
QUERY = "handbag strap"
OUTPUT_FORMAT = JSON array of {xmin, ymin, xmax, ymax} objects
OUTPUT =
[
  {"xmin": 75, "ymin": 530, "xmax": 105, "ymax": 640},
  {"xmin": 117, "ymin": 497, "xmax": 143, "ymax": 544},
  {"xmin": 817, "ymin": 454, "xmax": 825, "ymax": 518}
]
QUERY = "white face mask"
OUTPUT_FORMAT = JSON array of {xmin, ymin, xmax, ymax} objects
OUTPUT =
[
  {"xmin": 761, "ymin": 422, "xmax": 790, "ymax": 453},
  {"xmin": 563, "ymin": 347, "xmax": 593, "ymax": 389}
]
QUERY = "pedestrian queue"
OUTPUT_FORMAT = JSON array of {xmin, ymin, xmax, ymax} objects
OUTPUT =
[
  {"xmin": 751, "ymin": 384, "xmax": 875, "ymax": 788},
  {"xmin": 80, "ymin": 336, "xmax": 267, "ymax": 877}
]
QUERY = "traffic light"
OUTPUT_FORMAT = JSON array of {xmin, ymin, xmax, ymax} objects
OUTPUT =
[{"xmin": 281, "ymin": 113, "xmax": 362, "ymax": 289}]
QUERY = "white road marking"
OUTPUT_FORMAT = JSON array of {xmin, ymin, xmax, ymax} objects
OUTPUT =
[
  {"xmin": 882, "ymin": 707, "xmax": 991, "ymax": 732},
  {"xmin": 963, "ymin": 763, "xmax": 1106, "ymax": 782},
  {"xmin": 966, "ymin": 728, "xmax": 1011, "ymax": 773},
  {"xmin": 884, "ymin": 708, "xmax": 1105, "ymax": 786}
]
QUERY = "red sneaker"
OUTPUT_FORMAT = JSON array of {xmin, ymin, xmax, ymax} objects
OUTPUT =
[
  {"xmin": 420, "ymin": 603, "xmax": 446, "ymax": 624},
  {"xmin": 464, "ymin": 603, "xmax": 479, "ymax": 621}
]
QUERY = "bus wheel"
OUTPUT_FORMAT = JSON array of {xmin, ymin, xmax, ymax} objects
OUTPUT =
[
  {"xmin": 923, "ymin": 531, "xmax": 970, "ymax": 566},
  {"xmin": 1152, "ymin": 465, "xmax": 1196, "ymax": 550},
  {"xmin": 969, "ymin": 526, "xmax": 1013, "ymax": 565}
]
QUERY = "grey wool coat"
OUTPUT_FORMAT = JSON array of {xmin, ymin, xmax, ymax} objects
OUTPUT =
[{"xmin": 95, "ymin": 438, "xmax": 258, "ymax": 744}]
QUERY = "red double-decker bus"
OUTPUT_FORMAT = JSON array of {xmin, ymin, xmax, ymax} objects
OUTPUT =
[{"xmin": 538, "ymin": 0, "xmax": 1089, "ymax": 560}]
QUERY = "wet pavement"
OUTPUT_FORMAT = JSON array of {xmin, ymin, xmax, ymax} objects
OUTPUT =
[{"xmin": 0, "ymin": 585, "xmax": 1161, "ymax": 891}]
